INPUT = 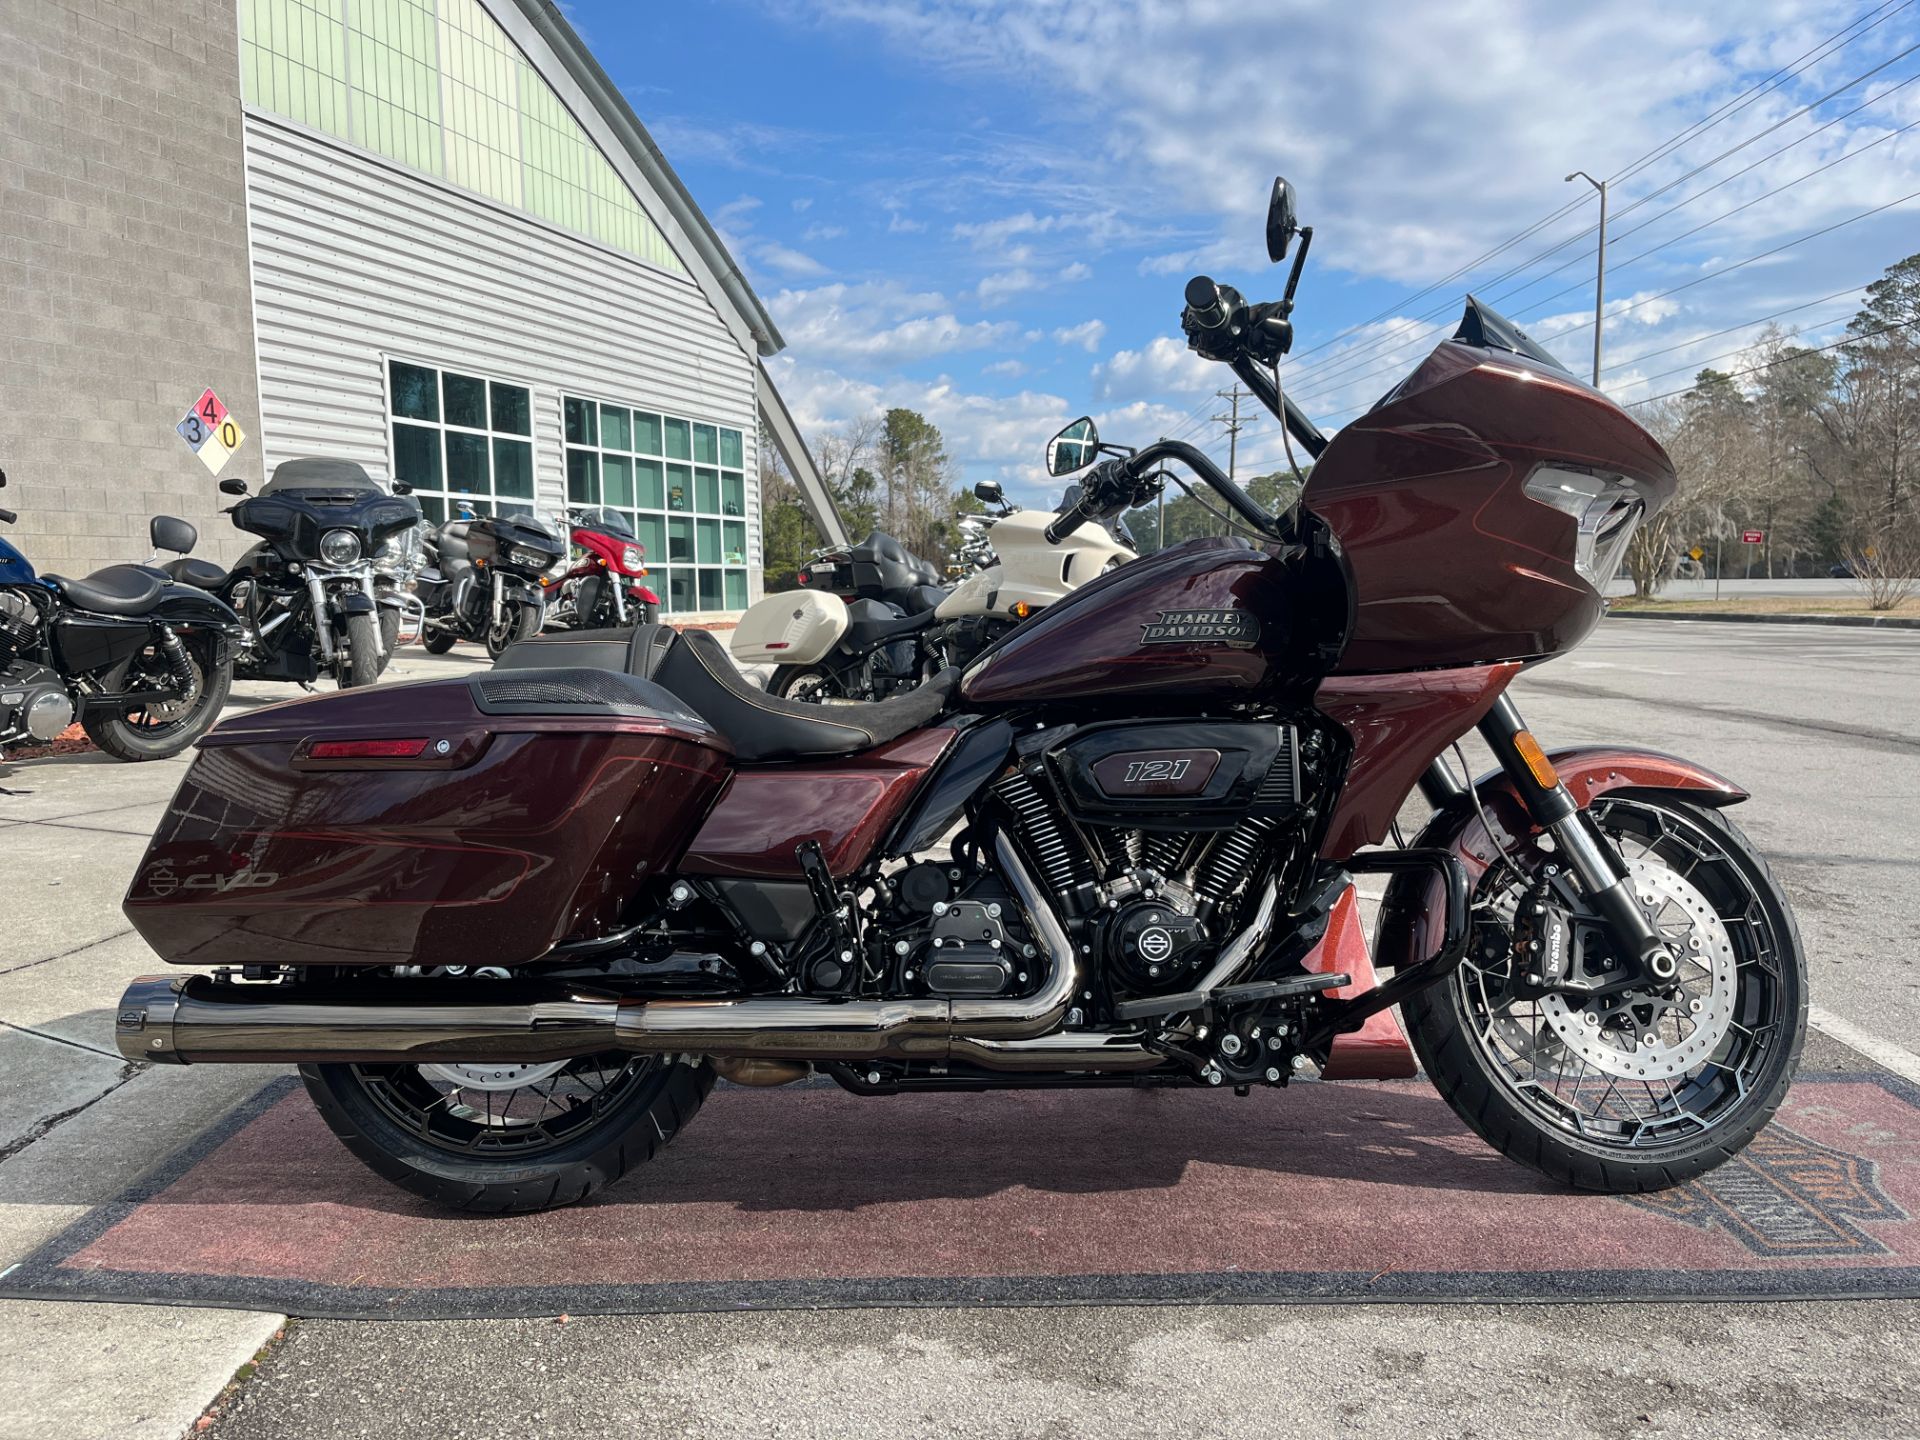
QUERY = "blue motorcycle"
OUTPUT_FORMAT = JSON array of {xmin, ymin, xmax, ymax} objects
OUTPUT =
[{"xmin": 0, "ymin": 468, "xmax": 244, "ymax": 761}]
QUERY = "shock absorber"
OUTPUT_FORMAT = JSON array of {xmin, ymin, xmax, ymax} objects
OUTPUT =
[{"xmin": 153, "ymin": 624, "xmax": 199, "ymax": 703}]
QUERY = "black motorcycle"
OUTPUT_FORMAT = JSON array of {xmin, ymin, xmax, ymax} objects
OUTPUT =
[
  {"xmin": 760, "ymin": 529, "xmax": 953, "ymax": 700},
  {"xmin": 0, "ymin": 468, "xmax": 242, "ymax": 761},
  {"xmin": 416, "ymin": 509, "xmax": 563, "ymax": 659},
  {"xmin": 181, "ymin": 459, "xmax": 421, "ymax": 690}
]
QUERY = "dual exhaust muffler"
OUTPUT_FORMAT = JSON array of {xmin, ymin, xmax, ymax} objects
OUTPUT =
[{"xmin": 114, "ymin": 838, "xmax": 1165, "ymax": 1077}]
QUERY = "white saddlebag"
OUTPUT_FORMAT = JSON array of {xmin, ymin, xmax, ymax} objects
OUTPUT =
[{"xmin": 728, "ymin": 588, "xmax": 849, "ymax": 665}]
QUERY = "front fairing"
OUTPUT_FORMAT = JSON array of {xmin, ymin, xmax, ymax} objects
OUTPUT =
[{"xmin": 233, "ymin": 490, "xmax": 419, "ymax": 563}]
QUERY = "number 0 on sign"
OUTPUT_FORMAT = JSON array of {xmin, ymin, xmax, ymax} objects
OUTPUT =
[{"xmin": 176, "ymin": 388, "xmax": 245, "ymax": 475}]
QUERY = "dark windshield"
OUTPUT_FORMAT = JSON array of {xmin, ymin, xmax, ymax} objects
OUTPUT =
[
  {"xmin": 573, "ymin": 507, "xmax": 636, "ymax": 539},
  {"xmin": 1453, "ymin": 296, "xmax": 1575, "ymax": 377}
]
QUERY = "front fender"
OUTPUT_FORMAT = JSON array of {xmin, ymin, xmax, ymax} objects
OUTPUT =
[{"xmin": 1373, "ymin": 747, "xmax": 1747, "ymax": 973}]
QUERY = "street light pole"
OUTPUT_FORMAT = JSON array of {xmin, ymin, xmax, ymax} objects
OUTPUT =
[{"xmin": 1565, "ymin": 170, "xmax": 1607, "ymax": 386}]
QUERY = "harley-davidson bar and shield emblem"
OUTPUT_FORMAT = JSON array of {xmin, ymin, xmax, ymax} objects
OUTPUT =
[{"xmin": 1139, "ymin": 609, "xmax": 1261, "ymax": 647}]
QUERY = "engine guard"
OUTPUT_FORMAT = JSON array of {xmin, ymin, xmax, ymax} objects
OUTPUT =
[{"xmin": 1373, "ymin": 746, "xmax": 1748, "ymax": 977}]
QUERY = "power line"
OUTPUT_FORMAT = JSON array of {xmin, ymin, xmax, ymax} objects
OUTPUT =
[
  {"xmin": 1623, "ymin": 315, "xmax": 1920, "ymax": 407},
  {"xmin": 1597, "ymin": 280, "xmax": 1875, "ymax": 373}
]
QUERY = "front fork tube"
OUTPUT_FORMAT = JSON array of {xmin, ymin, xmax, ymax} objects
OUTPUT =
[{"xmin": 1473, "ymin": 696, "xmax": 1679, "ymax": 984}]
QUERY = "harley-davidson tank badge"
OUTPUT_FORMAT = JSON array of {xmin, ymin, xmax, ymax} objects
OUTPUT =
[{"xmin": 1139, "ymin": 609, "xmax": 1261, "ymax": 647}]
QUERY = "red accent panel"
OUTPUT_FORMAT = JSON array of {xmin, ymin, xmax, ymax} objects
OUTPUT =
[
  {"xmin": 682, "ymin": 727, "xmax": 957, "ymax": 879},
  {"xmin": 1299, "ymin": 887, "xmax": 1417, "ymax": 1080},
  {"xmin": 1314, "ymin": 661, "xmax": 1522, "ymax": 859}
]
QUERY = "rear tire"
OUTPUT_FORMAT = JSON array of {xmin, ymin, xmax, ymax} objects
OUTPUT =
[
  {"xmin": 769, "ymin": 663, "xmax": 856, "ymax": 702},
  {"xmin": 335, "ymin": 612, "xmax": 381, "ymax": 689},
  {"xmin": 1404, "ymin": 796, "xmax": 1806, "ymax": 1194},
  {"xmin": 300, "ymin": 1055, "xmax": 715, "ymax": 1213},
  {"xmin": 81, "ymin": 630, "xmax": 232, "ymax": 762},
  {"xmin": 421, "ymin": 629, "xmax": 459, "ymax": 654}
]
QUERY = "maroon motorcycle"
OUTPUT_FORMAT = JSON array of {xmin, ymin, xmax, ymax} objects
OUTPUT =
[{"xmin": 113, "ymin": 179, "xmax": 1804, "ymax": 1213}]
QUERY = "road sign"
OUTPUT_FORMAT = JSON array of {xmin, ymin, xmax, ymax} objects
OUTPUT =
[
  {"xmin": 1742, "ymin": 529, "xmax": 1764, "ymax": 545},
  {"xmin": 176, "ymin": 389, "xmax": 245, "ymax": 475},
  {"xmin": 1688, "ymin": 546, "xmax": 1704, "ymax": 561}
]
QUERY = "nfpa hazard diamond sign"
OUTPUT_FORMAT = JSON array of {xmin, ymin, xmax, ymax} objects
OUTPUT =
[{"xmin": 176, "ymin": 388, "xmax": 245, "ymax": 475}]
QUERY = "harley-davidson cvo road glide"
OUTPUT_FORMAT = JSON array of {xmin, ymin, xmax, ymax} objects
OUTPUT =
[{"xmin": 112, "ymin": 179, "xmax": 1804, "ymax": 1213}]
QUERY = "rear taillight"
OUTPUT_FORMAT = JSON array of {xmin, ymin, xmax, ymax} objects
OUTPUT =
[{"xmin": 308, "ymin": 738, "xmax": 429, "ymax": 760}]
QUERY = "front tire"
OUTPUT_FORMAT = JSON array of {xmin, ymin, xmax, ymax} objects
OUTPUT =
[
  {"xmin": 1405, "ymin": 795, "xmax": 1806, "ymax": 1194},
  {"xmin": 81, "ymin": 630, "xmax": 232, "ymax": 761},
  {"xmin": 421, "ymin": 628, "xmax": 459, "ymax": 655},
  {"xmin": 300, "ymin": 1054, "xmax": 715, "ymax": 1213},
  {"xmin": 486, "ymin": 601, "xmax": 541, "ymax": 659},
  {"xmin": 335, "ymin": 611, "xmax": 381, "ymax": 689}
]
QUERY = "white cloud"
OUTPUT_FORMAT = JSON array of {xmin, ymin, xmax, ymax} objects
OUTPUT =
[
  {"xmin": 984, "ymin": 358, "xmax": 1028, "ymax": 377},
  {"xmin": 1052, "ymin": 318, "xmax": 1106, "ymax": 352},
  {"xmin": 1058, "ymin": 260, "xmax": 1092, "ymax": 282},
  {"xmin": 1091, "ymin": 335, "xmax": 1214, "ymax": 403},
  {"xmin": 888, "ymin": 212, "xmax": 927, "ymax": 234},
  {"xmin": 791, "ymin": 196, "xmax": 813, "ymax": 212},
  {"xmin": 770, "ymin": 280, "xmax": 1018, "ymax": 364},
  {"xmin": 976, "ymin": 267, "xmax": 1042, "ymax": 305},
  {"xmin": 755, "ymin": 240, "xmax": 829, "ymax": 278},
  {"xmin": 802, "ymin": 222, "xmax": 848, "ymax": 241}
]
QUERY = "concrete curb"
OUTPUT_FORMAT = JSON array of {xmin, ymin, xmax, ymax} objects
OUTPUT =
[{"xmin": 1606, "ymin": 608, "xmax": 1920, "ymax": 630}]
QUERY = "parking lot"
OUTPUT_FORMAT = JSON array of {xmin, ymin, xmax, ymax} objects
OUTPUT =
[{"xmin": 3, "ymin": 620, "xmax": 1919, "ymax": 1439}]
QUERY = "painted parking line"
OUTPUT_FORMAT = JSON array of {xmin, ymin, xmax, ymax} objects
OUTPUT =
[{"xmin": 1810, "ymin": 1006, "xmax": 1920, "ymax": 1086}]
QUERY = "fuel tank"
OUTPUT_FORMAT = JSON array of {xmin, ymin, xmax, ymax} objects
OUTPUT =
[{"xmin": 959, "ymin": 536, "xmax": 1346, "ymax": 709}]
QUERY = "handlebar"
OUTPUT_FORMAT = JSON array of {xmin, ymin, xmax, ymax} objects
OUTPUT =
[
  {"xmin": 0, "ymin": 508, "xmax": 15, "ymax": 525},
  {"xmin": 1043, "ymin": 507, "xmax": 1089, "ymax": 544},
  {"xmin": 1183, "ymin": 274, "xmax": 1231, "ymax": 331}
]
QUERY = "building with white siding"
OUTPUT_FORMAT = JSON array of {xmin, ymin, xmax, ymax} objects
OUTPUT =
[{"xmin": 1, "ymin": 0, "xmax": 842, "ymax": 618}]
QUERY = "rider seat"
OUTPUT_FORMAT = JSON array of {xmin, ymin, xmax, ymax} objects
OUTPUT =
[
  {"xmin": 41, "ymin": 564, "xmax": 164, "ymax": 615},
  {"xmin": 496, "ymin": 624, "xmax": 957, "ymax": 764}
]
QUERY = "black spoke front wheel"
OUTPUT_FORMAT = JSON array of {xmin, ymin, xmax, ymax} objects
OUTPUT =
[{"xmin": 1405, "ymin": 795, "xmax": 1807, "ymax": 1193}]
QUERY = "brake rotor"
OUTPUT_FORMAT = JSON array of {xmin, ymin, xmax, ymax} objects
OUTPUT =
[
  {"xmin": 1536, "ymin": 856, "xmax": 1737, "ymax": 1081},
  {"xmin": 419, "ymin": 1059, "xmax": 571, "ymax": 1093}
]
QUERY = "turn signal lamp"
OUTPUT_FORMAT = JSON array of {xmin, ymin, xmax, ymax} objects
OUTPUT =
[
  {"xmin": 1513, "ymin": 731, "xmax": 1559, "ymax": 789},
  {"xmin": 1010, "ymin": 601, "xmax": 1032, "ymax": 619}
]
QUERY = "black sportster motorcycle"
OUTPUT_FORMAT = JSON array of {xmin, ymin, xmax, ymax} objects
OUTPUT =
[
  {"xmin": 0, "ymin": 469, "xmax": 241, "ymax": 761},
  {"xmin": 190, "ymin": 459, "xmax": 421, "ymax": 690}
]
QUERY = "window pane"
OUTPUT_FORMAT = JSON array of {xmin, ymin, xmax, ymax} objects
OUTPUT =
[
  {"xmin": 634, "ymin": 411, "xmax": 662, "ymax": 454},
  {"xmin": 443, "ymin": 371, "xmax": 487, "ymax": 429},
  {"xmin": 490, "ymin": 382, "xmax": 531, "ymax": 436},
  {"xmin": 420, "ymin": 494, "xmax": 447, "ymax": 525},
  {"xmin": 393, "ymin": 421, "xmax": 442, "ymax": 488},
  {"xmin": 666, "ymin": 463, "xmax": 691, "ymax": 512},
  {"xmin": 668, "ymin": 515, "xmax": 693, "ymax": 562},
  {"xmin": 564, "ymin": 395, "xmax": 597, "ymax": 446},
  {"xmin": 494, "ymin": 438, "xmax": 533, "ymax": 498},
  {"xmin": 696, "ymin": 518, "xmax": 720, "ymax": 564},
  {"xmin": 692, "ymin": 423, "xmax": 717, "ymax": 465},
  {"xmin": 390, "ymin": 360, "xmax": 439, "ymax": 421},
  {"xmin": 602, "ymin": 453, "xmax": 633, "ymax": 508},
  {"xmin": 694, "ymin": 467, "xmax": 718, "ymax": 513},
  {"xmin": 721, "ymin": 472, "xmax": 746, "ymax": 516},
  {"xmin": 664, "ymin": 416, "xmax": 690, "ymax": 460},
  {"xmin": 634, "ymin": 458, "xmax": 663, "ymax": 510},
  {"xmin": 446, "ymin": 431, "xmax": 490, "ymax": 493},
  {"xmin": 719, "ymin": 429, "xmax": 743, "ymax": 468},
  {"xmin": 723, "ymin": 569, "xmax": 747, "ymax": 609},
  {"xmin": 723, "ymin": 520, "xmax": 746, "ymax": 563},
  {"xmin": 567, "ymin": 447, "xmax": 599, "ymax": 504},
  {"xmin": 668, "ymin": 568, "xmax": 696, "ymax": 612},
  {"xmin": 633, "ymin": 514, "xmax": 664, "ymax": 561},
  {"xmin": 600, "ymin": 405, "xmax": 631, "ymax": 451},
  {"xmin": 698, "ymin": 569, "xmax": 722, "ymax": 610}
]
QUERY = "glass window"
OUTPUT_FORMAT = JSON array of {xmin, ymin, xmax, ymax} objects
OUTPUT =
[
  {"xmin": 387, "ymin": 361, "xmax": 533, "ymax": 520},
  {"xmin": 443, "ymin": 371, "xmax": 487, "ymax": 430},
  {"xmin": 390, "ymin": 360, "xmax": 439, "ymax": 421},
  {"xmin": 563, "ymin": 392, "xmax": 756, "ymax": 615}
]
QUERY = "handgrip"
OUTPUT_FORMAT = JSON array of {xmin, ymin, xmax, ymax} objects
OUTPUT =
[
  {"xmin": 1184, "ymin": 274, "xmax": 1229, "ymax": 329},
  {"xmin": 1044, "ymin": 508, "xmax": 1089, "ymax": 544},
  {"xmin": 0, "ymin": 508, "xmax": 15, "ymax": 525}
]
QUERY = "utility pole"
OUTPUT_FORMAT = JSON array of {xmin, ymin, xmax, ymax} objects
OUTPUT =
[
  {"xmin": 1565, "ymin": 170, "xmax": 1607, "ymax": 385},
  {"xmin": 1211, "ymin": 384, "xmax": 1248, "ymax": 535}
]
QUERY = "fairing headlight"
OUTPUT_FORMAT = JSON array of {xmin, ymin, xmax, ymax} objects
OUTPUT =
[
  {"xmin": 1525, "ymin": 466, "xmax": 1645, "ymax": 588},
  {"xmin": 318, "ymin": 528, "xmax": 363, "ymax": 567},
  {"xmin": 508, "ymin": 545, "xmax": 551, "ymax": 568},
  {"xmin": 620, "ymin": 545, "xmax": 645, "ymax": 570}
]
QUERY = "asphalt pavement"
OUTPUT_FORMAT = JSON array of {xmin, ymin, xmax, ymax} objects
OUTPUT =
[{"xmin": 3, "ymin": 619, "xmax": 1919, "ymax": 1438}]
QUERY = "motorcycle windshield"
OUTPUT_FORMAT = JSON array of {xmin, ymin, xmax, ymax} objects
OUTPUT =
[
  {"xmin": 1451, "ymin": 296, "xmax": 1575, "ymax": 377},
  {"xmin": 576, "ymin": 508, "xmax": 636, "ymax": 539}
]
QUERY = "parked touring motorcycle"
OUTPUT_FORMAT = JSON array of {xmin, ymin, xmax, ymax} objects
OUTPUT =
[
  {"xmin": 113, "ymin": 178, "xmax": 1804, "ymax": 1213},
  {"xmin": 194, "ymin": 460, "xmax": 421, "ymax": 690},
  {"xmin": 0, "ymin": 470, "xmax": 242, "ymax": 761},
  {"xmin": 539, "ymin": 508, "xmax": 661, "ymax": 633},
  {"xmin": 417, "ymin": 508, "xmax": 565, "ymax": 659}
]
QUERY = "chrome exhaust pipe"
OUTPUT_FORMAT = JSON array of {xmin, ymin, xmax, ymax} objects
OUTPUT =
[{"xmin": 116, "ymin": 838, "xmax": 1165, "ymax": 1075}]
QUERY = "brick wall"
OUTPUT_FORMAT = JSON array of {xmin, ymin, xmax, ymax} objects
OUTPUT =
[{"xmin": 0, "ymin": 0, "xmax": 261, "ymax": 577}]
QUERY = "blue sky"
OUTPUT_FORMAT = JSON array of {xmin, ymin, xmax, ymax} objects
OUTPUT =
[{"xmin": 568, "ymin": 0, "xmax": 1920, "ymax": 504}]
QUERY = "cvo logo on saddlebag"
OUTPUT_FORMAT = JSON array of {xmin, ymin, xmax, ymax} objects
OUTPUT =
[
  {"xmin": 1139, "ymin": 609, "xmax": 1261, "ymax": 647},
  {"xmin": 141, "ymin": 863, "xmax": 280, "ymax": 899}
]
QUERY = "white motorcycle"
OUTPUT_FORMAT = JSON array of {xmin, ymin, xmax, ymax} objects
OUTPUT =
[{"xmin": 732, "ymin": 481, "xmax": 1135, "ymax": 701}]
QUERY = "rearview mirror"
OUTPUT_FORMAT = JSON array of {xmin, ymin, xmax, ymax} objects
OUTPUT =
[
  {"xmin": 0, "ymin": 467, "xmax": 7, "ymax": 488},
  {"xmin": 1266, "ymin": 176, "xmax": 1299, "ymax": 263},
  {"xmin": 392, "ymin": 479, "xmax": 414, "ymax": 496},
  {"xmin": 1046, "ymin": 417, "xmax": 1099, "ymax": 476},
  {"xmin": 218, "ymin": 478, "xmax": 249, "ymax": 496},
  {"xmin": 973, "ymin": 479, "xmax": 1003, "ymax": 505}
]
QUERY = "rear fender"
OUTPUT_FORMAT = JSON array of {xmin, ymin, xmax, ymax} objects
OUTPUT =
[{"xmin": 1373, "ymin": 747, "xmax": 1747, "ymax": 973}]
